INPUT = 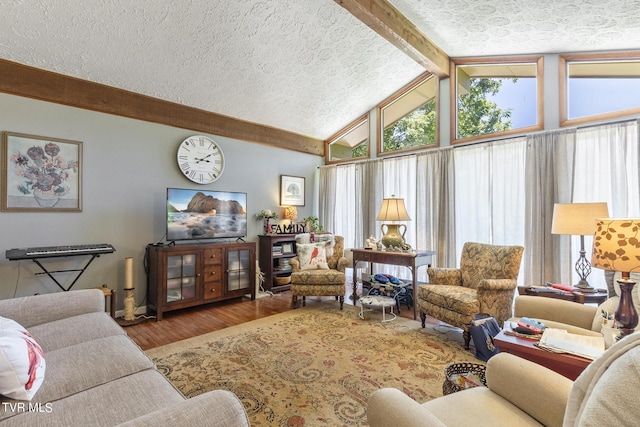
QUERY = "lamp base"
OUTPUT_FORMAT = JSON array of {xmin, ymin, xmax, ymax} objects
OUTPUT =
[
  {"xmin": 615, "ymin": 278, "xmax": 638, "ymax": 340},
  {"xmin": 380, "ymin": 223, "xmax": 407, "ymax": 249},
  {"xmin": 574, "ymin": 280, "xmax": 597, "ymax": 293}
]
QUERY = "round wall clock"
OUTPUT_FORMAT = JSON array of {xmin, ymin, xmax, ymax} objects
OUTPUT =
[{"xmin": 176, "ymin": 135, "xmax": 225, "ymax": 184}]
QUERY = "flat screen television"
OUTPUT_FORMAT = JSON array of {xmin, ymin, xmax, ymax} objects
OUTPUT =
[{"xmin": 166, "ymin": 188, "xmax": 247, "ymax": 241}]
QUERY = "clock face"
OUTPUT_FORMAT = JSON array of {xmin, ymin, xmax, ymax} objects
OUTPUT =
[{"xmin": 177, "ymin": 135, "xmax": 225, "ymax": 184}]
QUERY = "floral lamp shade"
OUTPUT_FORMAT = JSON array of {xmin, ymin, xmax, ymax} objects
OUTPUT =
[{"xmin": 592, "ymin": 218, "xmax": 640, "ymax": 273}]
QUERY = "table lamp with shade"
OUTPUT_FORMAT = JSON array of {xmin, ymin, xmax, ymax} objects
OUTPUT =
[
  {"xmin": 284, "ymin": 206, "xmax": 297, "ymax": 224},
  {"xmin": 376, "ymin": 195, "xmax": 411, "ymax": 248},
  {"xmin": 551, "ymin": 202, "xmax": 609, "ymax": 291},
  {"xmin": 592, "ymin": 218, "xmax": 640, "ymax": 340}
]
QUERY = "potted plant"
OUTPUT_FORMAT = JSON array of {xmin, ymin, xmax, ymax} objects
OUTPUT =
[
  {"xmin": 255, "ymin": 210, "xmax": 278, "ymax": 234},
  {"xmin": 303, "ymin": 215, "xmax": 324, "ymax": 232}
]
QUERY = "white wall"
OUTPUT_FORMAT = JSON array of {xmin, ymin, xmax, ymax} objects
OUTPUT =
[{"xmin": 0, "ymin": 93, "xmax": 323, "ymax": 304}]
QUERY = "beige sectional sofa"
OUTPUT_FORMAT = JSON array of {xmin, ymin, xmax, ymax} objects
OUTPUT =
[
  {"xmin": 0, "ymin": 289, "xmax": 250, "ymax": 426},
  {"xmin": 368, "ymin": 331, "xmax": 640, "ymax": 426}
]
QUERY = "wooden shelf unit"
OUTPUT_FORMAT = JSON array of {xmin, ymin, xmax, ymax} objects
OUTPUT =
[
  {"xmin": 146, "ymin": 241, "xmax": 255, "ymax": 320},
  {"xmin": 258, "ymin": 234, "xmax": 297, "ymax": 293}
]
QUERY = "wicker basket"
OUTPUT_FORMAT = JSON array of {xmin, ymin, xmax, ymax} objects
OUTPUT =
[
  {"xmin": 442, "ymin": 362, "xmax": 487, "ymax": 395},
  {"xmin": 273, "ymin": 275, "xmax": 291, "ymax": 286}
]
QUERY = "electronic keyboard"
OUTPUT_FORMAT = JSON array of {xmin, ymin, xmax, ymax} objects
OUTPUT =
[{"xmin": 6, "ymin": 243, "xmax": 115, "ymax": 260}]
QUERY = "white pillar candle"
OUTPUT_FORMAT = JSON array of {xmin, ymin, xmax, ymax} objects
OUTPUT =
[
  {"xmin": 124, "ymin": 257, "xmax": 134, "ymax": 289},
  {"xmin": 264, "ymin": 210, "xmax": 272, "ymax": 216}
]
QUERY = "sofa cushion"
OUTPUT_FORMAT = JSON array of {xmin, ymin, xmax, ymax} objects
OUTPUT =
[
  {"xmin": 421, "ymin": 387, "xmax": 543, "ymax": 426},
  {"xmin": 3, "ymin": 334, "xmax": 155, "ymax": 411},
  {"xmin": 290, "ymin": 268, "xmax": 346, "ymax": 285},
  {"xmin": 1, "ymin": 369, "xmax": 184, "ymax": 426},
  {"xmin": 28, "ymin": 312, "xmax": 125, "ymax": 353},
  {"xmin": 0, "ymin": 317, "xmax": 46, "ymax": 401},
  {"xmin": 418, "ymin": 285, "xmax": 480, "ymax": 315}
]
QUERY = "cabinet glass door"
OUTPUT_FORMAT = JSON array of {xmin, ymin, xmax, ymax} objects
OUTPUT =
[
  {"xmin": 166, "ymin": 253, "xmax": 197, "ymax": 302},
  {"xmin": 227, "ymin": 249, "xmax": 250, "ymax": 291}
]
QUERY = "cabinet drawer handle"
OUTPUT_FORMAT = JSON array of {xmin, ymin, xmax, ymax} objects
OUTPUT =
[
  {"xmin": 210, "ymin": 271, "xmax": 216, "ymax": 275},
  {"xmin": 210, "ymin": 288, "xmax": 216, "ymax": 293},
  {"xmin": 210, "ymin": 254, "xmax": 216, "ymax": 259}
]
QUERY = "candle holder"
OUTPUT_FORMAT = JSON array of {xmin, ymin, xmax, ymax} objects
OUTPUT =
[{"xmin": 123, "ymin": 257, "xmax": 136, "ymax": 321}]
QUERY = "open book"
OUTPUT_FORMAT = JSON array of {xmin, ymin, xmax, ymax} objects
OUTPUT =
[{"xmin": 537, "ymin": 328, "xmax": 605, "ymax": 360}]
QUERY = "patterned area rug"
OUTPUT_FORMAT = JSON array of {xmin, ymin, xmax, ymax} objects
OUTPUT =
[{"xmin": 146, "ymin": 302, "xmax": 478, "ymax": 426}]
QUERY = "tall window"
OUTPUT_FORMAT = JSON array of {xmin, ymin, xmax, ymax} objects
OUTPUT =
[
  {"xmin": 560, "ymin": 52, "xmax": 640, "ymax": 126},
  {"xmin": 325, "ymin": 114, "xmax": 369, "ymax": 164},
  {"xmin": 451, "ymin": 56, "xmax": 543, "ymax": 144},
  {"xmin": 377, "ymin": 73, "xmax": 438, "ymax": 155}
]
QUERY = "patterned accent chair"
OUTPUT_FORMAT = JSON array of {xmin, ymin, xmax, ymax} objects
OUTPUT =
[
  {"xmin": 417, "ymin": 242, "xmax": 524, "ymax": 349},
  {"xmin": 289, "ymin": 235, "xmax": 348, "ymax": 310}
]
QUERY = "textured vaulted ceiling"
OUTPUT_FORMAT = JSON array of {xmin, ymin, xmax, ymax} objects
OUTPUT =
[{"xmin": 1, "ymin": 0, "xmax": 639, "ymax": 143}]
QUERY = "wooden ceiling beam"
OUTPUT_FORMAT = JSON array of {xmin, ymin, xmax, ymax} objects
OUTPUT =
[
  {"xmin": 334, "ymin": 0, "xmax": 449, "ymax": 78},
  {"xmin": 0, "ymin": 59, "xmax": 324, "ymax": 156}
]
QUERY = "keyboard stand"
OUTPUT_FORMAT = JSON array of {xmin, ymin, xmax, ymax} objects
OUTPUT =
[{"xmin": 29, "ymin": 254, "xmax": 104, "ymax": 292}]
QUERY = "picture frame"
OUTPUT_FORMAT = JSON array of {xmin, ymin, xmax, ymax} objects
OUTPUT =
[
  {"xmin": 281, "ymin": 242, "xmax": 294, "ymax": 255},
  {"xmin": 1, "ymin": 131, "xmax": 82, "ymax": 212},
  {"xmin": 280, "ymin": 175, "xmax": 305, "ymax": 207}
]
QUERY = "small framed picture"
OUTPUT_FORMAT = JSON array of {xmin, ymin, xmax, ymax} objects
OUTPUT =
[
  {"xmin": 280, "ymin": 175, "xmax": 305, "ymax": 206},
  {"xmin": 1, "ymin": 132, "xmax": 82, "ymax": 212},
  {"xmin": 282, "ymin": 243, "xmax": 294, "ymax": 255}
]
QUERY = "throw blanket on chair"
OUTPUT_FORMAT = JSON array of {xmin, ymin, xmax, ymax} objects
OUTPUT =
[{"xmin": 564, "ymin": 331, "xmax": 640, "ymax": 426}]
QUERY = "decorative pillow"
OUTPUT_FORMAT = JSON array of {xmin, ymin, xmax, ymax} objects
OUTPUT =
[
  {"xmin": 295, "ymin": 233, "xmax": 311, "ymax": 245},
  {"xmin": 0, "ymin": 316, "xmax": 46, "ymax": 401},
  {"xmin": 297, "ymin": 242, "xmax": 328, "ymax": 270}
]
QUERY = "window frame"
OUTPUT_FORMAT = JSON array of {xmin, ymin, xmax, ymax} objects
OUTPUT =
[
  {"xmin": 450, "ymin": 56, "xmax": 544, "ymax": 145},
  {"xmin": 560, "ymin": 51, "xmax": 640, "ymax": 127},
  {"xmin": 324, "ymin": 114, "xmax": 370, "ymax": 164},
  {"xmin": 376, "ymin": 72, "xmax": 439, "ymax": 157}
]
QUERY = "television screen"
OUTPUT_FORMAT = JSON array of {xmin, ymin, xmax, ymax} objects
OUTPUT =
[{"xmin": 166, "ymin": 188, "xmax": 247, "ymax": 241}]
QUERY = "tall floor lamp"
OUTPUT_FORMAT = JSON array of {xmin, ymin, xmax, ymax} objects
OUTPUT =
[
  {"xmin": 592, "ymin": 218, "xmax": 640, "ymax": 340},
  {"xmin": 551, "ymin": 202, "xmax": 609, "ymax": 291}
]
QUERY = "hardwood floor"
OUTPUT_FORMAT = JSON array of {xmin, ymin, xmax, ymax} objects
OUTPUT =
[{"xmin": 125, "ymin": 284, "xmax": 417, "ymax": 351}]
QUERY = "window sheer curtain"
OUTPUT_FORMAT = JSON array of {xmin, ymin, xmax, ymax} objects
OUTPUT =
[
  {"xmin": 524, "ymin": 129, "xmax": 576, "ymax": 287},
  {"xmin": 416, "ymin": 148, "xmax": 456, "ymax": 268},
  {"xmin": 453, "ymin": 138, "xmax": 527, "ymax": 283},
  {"xmin": 568, "ymin": 120, "xmax": 640, "ymax": 288},
  {"xmin": 319, "ymin": 119, "xmax": 639, "ymax": 288}
]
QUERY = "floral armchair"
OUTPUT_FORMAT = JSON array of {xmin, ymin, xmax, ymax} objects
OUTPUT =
[
  {"xmin": 417, "ymin": 242, "xmax": 524, "ymax": 349},
  {"xmin": 289, "ymin": 235, "xmax": 349, "ymax": 309}
]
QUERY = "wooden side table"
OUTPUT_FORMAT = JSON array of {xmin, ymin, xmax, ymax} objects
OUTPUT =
[
  {"xmin": 95, "ymin": 284, "xmax": 116, "ymax": 318},
  {"xmin": 494, "ymin": 329, "xmax": 591, "ymax": 380},
  {"xmin": 351, "ymin": 248, "xmax": 435, "ymax": 319},
  {"xmin": 518, "ymin": 286, "xmax": 608, "ymax": 305}
]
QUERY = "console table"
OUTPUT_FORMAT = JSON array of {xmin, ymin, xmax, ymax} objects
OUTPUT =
[{"xmin": 351, "ymin": 248, "xmax": 435, "ymax": 320}]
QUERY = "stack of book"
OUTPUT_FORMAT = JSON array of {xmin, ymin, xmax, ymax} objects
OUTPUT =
[
  {"xmin": 277, "ymin": 258, "xmax": 291, "ymax": 271},
  {"xmin": 272, "ymin": 245, "xmax": 283, "ymax": 256}
]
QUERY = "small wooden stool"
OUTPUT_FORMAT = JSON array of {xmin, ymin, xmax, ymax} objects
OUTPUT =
[{"xmin": 95, "ymin": 285, "xmax": 116, "ymax": 318}]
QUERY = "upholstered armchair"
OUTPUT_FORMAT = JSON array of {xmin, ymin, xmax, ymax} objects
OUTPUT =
[
  {"xmin": 417, "ymin": 242, "xmax": 524, "ymax": 349},
  {"xmin": 289, "ymin": 235, "xmax": 349, "ymax": 309}
]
